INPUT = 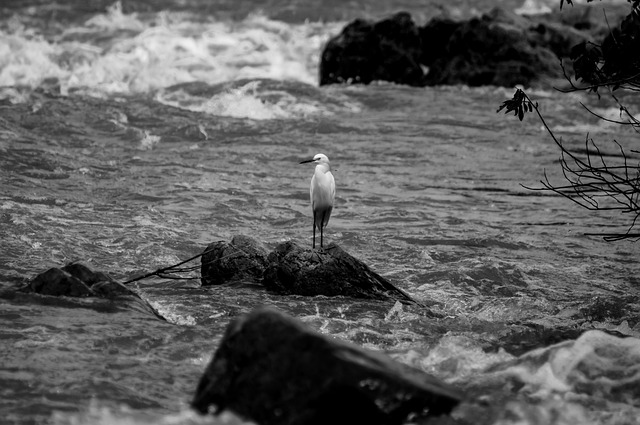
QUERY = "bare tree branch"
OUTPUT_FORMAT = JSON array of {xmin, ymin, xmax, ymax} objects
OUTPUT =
[{"xmin": 499, "ymin": 88, "xmax": 640, "ymax": 240}]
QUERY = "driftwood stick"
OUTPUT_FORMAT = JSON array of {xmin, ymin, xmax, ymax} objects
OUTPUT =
[{"xmin": 122, "ymin": 250, "xmax": 209, "ymax": 285}]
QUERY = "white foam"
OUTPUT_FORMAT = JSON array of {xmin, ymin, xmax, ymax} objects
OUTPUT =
[
  {"xmin": 0, "ymin": 3, "xmax": 343, "ymax": 98},
  {"xmin": 515, "ymin": 0, "xmax": 552, "ymax": 15},
  {"xmin": 415, "ymin": 334, "xmax": 515, "ymax": 380},
  {"xmin": 156, "ymin": 79, "xmax": 357, "ymax": 120},
  {"xmin": 199, "ymin": 81, "xmax": 290, "ymax": 120},
  {"xmin": 0, "ymin": 32, "xmax": 66, "ymax": 89},
  {"xmin": 488, "ymin": 330, "xmax": 640, "ymax": 401},
  {"xmin": 50, "ymin": 399, "xmax": 248, "ymax": 424}
]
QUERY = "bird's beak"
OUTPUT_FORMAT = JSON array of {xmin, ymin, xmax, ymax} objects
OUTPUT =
[{"xmin": 299, "ymin": 158, "xmax": 316, "ymax": 164}]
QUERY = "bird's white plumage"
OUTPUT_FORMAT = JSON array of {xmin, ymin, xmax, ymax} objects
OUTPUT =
[{"xmin": 300, "ymin": 153, "xmax": 335, "ymax": 248}]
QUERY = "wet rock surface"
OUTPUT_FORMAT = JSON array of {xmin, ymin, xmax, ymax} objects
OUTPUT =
[
  {"xmin": 319, "ymin": 12, "xmax": 426, "ymax": 86},
  {"xmin": 192, "ymin": 307, "xmax": 464, "ymax": 425},
  {"xmin": 263, "ymin": 241, "xmax": 419, "ymax": 304},
  {"xmin": 201, "ymin": 235, "xmax": 270, "ymax": 286},
  {"xmin": 319, "ymin": 5, "xmax": 630, "ymax": 87},
  {"xmin": 21, "ymin": 263, "xmax": 165, "ymax": 319},
  {"xmin": 200, "ymin": 236, "xmax": 421, "ymax": 305}
]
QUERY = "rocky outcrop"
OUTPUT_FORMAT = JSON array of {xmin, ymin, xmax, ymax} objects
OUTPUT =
[
  {"xmin": 319, "ymin": 12, "xmax": 426, "ymax": 86},
  {"xmin": 319, "ymin": 5, "xmax": 629, "ymax": 87},
  {"xmin": 421, "ymin": 7, "xmax": 585, "ymax": 87},
  {"xmin": 425, "ymin": 12, "xmax": 555, "ymax": 86},
  {"xmin": 200, "ymin": 236, "xmax": 421, "ymax": 305},
  {"xmin": 263, "ymin": 241, "xmax": 419, "ymax": 304},
  {"xmin": 192, "ymin": 307, "xmax": 463, "ymax": 424},
  {"xmin": 201, "ymin": 235, "xmax": 269, "ymax": 285}
]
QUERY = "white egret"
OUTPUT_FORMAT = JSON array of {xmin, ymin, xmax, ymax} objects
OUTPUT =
[{"xmin": 299, "ymin": 153, "xmax": 335, "ymax": 249}]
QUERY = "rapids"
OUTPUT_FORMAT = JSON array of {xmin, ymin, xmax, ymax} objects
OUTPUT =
[{"xmin": 1, "ymin": 1, "xmax": 640, "ymax": 424}]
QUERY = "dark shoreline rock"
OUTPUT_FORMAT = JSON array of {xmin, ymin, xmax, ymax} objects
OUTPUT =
[
  {"xmin": 319, "ymin": 5, "xmax": 631, "ymax": 88},
  {"xmin": 192, "ymin": 307, "xmax": 463, "ymax": 424},
  {"xmin": 319, "ymin": 12, "xmax": 426, "ymax": 86}
]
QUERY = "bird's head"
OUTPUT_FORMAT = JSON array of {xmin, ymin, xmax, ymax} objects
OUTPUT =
[{"xmin": 300, "ymin": 153, "xmax": 330, "ymax": 167}]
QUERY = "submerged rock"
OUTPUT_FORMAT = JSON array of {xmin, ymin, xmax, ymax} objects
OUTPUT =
[
  {"xmin": 22, "ymin": 263, "xmax": 165, "ymax": 319},
  {"xmin": 25, "ymin": 267, "xmax": 94, "ymax": 297},
  {"xmin": 24, "ymin": 263, "xmax": 124, "ymax": 298},
  {"xmin": 201, "ymin": 235, "xmax": 269, "ymax": 285},
  {"xmin": 192, "ymin": 307, "xmax": 463, "ymax": 424},
  {"xmin": 263, "ymin": 241, "xmax": 419, "ymax": 304}
]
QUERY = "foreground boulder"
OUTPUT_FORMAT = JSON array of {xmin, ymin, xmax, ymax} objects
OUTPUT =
[
  {"xmin": 192, "ymin": 307, "xmax": 463, "ymax": 424},
  {"xmin": 263, "ymin": 241, "xmax": 418, "ymax": 304},
  {"xmin": 21, "ymin": 263, "xmax": 164, "ymax": 319},
  {"xmin": 319, "ymin": 5, "xmax": 627, "ymax": 87}
]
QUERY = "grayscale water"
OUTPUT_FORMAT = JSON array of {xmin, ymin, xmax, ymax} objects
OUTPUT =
[{"xmin": 1, "ymin": 1, "xmax": 640, "ymax": 424}]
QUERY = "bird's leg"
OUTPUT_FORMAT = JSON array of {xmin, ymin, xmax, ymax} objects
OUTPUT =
[
  {"xmin": 312, "ymin": 213, "xmax": 317, "ymax": 249},
  {"xmin": 320, "ymin": 211, "xmax": 326, "ymax": 248}
]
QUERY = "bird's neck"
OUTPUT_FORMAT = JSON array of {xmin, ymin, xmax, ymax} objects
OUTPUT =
[{"xmin": 315, "ymin": 164, "xmax": 330, "ymax": 174}]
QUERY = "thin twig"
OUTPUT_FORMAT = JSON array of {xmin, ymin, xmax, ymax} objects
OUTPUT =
[
  {"xmin": 123, "ymin": 249, "xmax": 209, "ymax": 285},
  {"xmin": 122, "ymin": 240, "xmax": 259, "ymax": 285},
  {"xmin": 501, "ymin": 88, "xmax": 640, "ymax": 240}
]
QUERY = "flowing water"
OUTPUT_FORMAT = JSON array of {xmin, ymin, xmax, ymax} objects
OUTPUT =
[{"xmin": 2, "ymin": 1, "xmax": 640, "ymax": 424}]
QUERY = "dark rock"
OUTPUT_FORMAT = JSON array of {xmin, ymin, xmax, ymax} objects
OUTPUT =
[
  {"xmin": 319, "ymin": 6, "xmax": 618, "ymax": 87},
  {"xmin": 200, "ymin": 236, "xmax": 423, "ymax": 305},
  {"xmin": 91, "ymin": 280, "xmax": 139, "ymax": 298},
  {"xmin": 488, "ymin": 323, "xmax": 586, "ymax": 356},
  {"xmin": 201, "ymin": 235, "xmax": 269, "ymax": 285},
  {"xmin": 263, "ymin": 241, "xmax": 418, "ymax": 304},
  {"xmin": 61, "ymin": 262, "xmax": 114, "ymax": 286},
  {"xmin": 528, "ymin": 21, "xmax": 592, "ymax": 60},
  {"xmin": 580, "ymin": 296, "xmax": 631, "ymax": 322},
  {"xmin": 418, "ymin": 18, "xmax": 461, "ymax": 66},
  {"xmin": 423, "ymin": 8, "xmax": 564, "ymax": 86},
  {"xmin": 192, "ymin": 307, "xmax": 463, "ymax": 424},
  {"xmin": 22, "ymin": 263, "xmax": 165, "ymax": 320},
  {"xmin": 320, "ymin": 12, "xmax": 426, "ymax": 86},
  {"xmin": 163, "ymin": 123, "xmax": 208, "ymax": 142},
  {"xmin": 24, "ymin": 267, "xmax": 93, "ymax": 297}
]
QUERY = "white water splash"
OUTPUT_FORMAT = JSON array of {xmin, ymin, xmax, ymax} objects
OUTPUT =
[{"xmin": 0, "ymin": 2, "xmax": 343, "ymax": 98}]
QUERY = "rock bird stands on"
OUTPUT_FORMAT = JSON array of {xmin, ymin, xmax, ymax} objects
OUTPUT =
[{"xmin": 300, "ymin": 153, "xmax": 335, "ymax": 249}]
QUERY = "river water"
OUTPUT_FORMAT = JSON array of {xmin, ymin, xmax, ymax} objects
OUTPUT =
[{"xmin": 2, "ymin": 1, "xmax": 640, "ymax": 424}]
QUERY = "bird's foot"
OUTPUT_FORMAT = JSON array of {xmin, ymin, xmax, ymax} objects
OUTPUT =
[{"xmin": 305, "ymin": 249, "xmax": 324, "ymax": 263}]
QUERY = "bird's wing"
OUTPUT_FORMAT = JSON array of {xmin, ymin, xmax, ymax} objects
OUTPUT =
[
  {"xmin": 329, "ymin": 172, "xmax": 336, "ymax": 201},
  {"xmin": 310, "ymin": 174, "xmax": 317, "ymax": 210}
]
